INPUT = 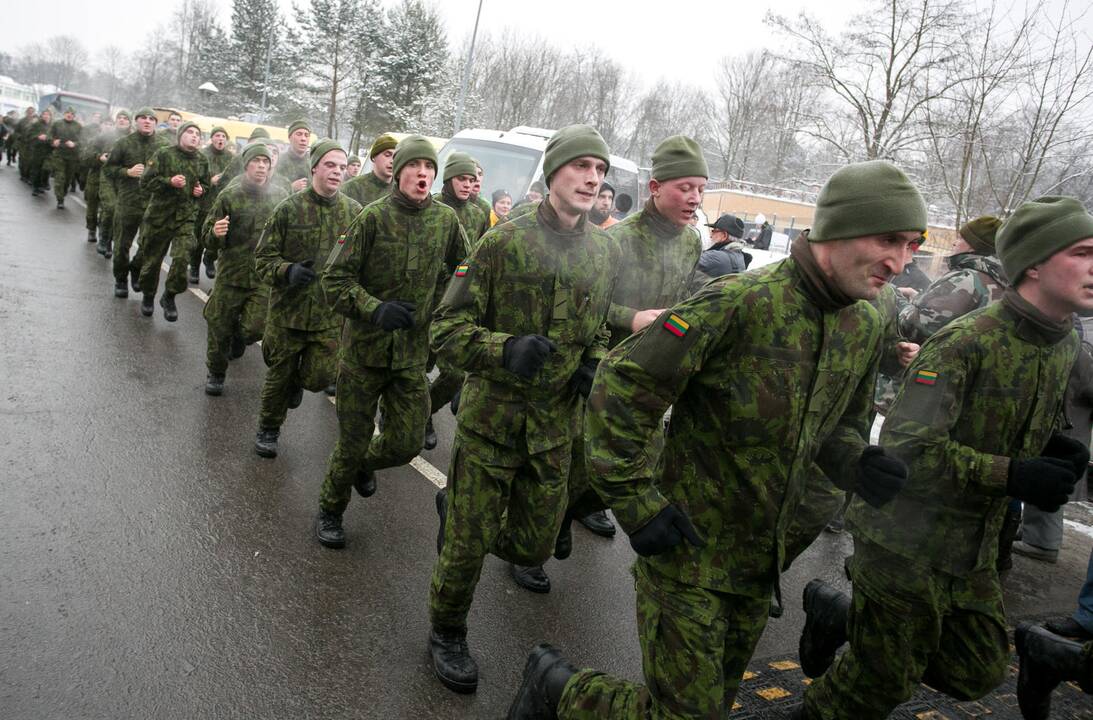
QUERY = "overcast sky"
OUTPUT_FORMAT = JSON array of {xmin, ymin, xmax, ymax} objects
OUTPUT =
[{"xmin": 5, "ymin": 0, "xmax": 1091, "ymax": 94}]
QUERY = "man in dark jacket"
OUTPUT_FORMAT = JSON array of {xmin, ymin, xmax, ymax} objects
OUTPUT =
[{"xmin": 695, "ymin": 213, "xmax": 750, "ymax": 285}]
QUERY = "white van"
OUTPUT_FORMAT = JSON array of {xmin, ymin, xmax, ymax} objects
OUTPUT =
[{"xmin": 433, "ymin": 126, "xmax": 641, "ymax": 214}]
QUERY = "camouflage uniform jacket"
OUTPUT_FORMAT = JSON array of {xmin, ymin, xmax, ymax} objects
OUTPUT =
[
  {"xmin": 104, "ymin": 131, "xmax": 167, "ymax": 211},
  {"xmin": 323, "ymin": 190, "xmax": 467, "ymax": 371},
  {"xmin": 431, "ymin": 201, "xmax": 620, "ymax": 455},
  {"xmin": 853, "ymin": 291, "xmax": 1078, "ymax": 577},
  {"xmin": 27, "ymin": 119, "xmax": 52, "ymax": 156},
  {"xmin": 586, "ymin": 241, "xmax": 882, "ymax": 597},
  {"xmin": 14, "ymin": 116, "xmax": 35, "ymax": 152},
  {"xmin": 606, "ymin": 200, "xmax": 702, "ymax": 348},
  {"xmin": 434, "ymin": 186, "xmax": 489, "ymax": 247},
  {"xmin": 872, "ymin": 283, "xmax": 911, "ymax": 414},
  {"xmin": 275, "ymin": 148, "xmax": 311, "ymax": 185},
  {"xmin": 203, "ymin": 146, "xmax": 234, "ymax": 202},
  {"xmin": 83, "ymin": 128, "xmax": 113, "ymax": 174},
  {"xmin": 340, "ymin": 171, "xmax": 389, "ymax": 208},
  {"xmin": 898, "ymin": 252, "xmax": 1007, "ymax": 345},
  {"xmin": 203, "ymin": 179, "xmax": 289, "ymax": 288},
  {"xmin": 140, "ymin": 145, "xmax": 211, "ymax": 226},
  {"xmin": 49, "ymin": 118, "xmax": 82, "ymax": 159},
  {"xmin": 255, "ymin": 188, "xmax": 361, "ymax": 331}
]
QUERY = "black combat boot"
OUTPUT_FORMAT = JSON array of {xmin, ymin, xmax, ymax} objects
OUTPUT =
[
  {"xmin": 354, "ymin": 469, "xmax": 376, "ymax": 498},
  {"xmin": 160, "ymin": 293, "xmax": 178, "ymax": 322},
  {"xmin": 423, "ymin": 417, "xmax": 438, "ymax": 450},
  {"xmin": 511, "ymin": 564, "xmax": 551, "ymax": 594},
  {"xmin": 57, "ymin": 198, "xmax": 63, "ymax": 209},
  {"xmin": 187, "ymin": 260, "xmax": 200, "ymax": 285},
  {"xmin": 254, "ymin": 428, "xmax": 279, "ymax": 458},
  {"xmin": 429, "ymin": 626, "xmax": 479, "ymax": 694},
  {"xmin": 1016, "ymin": 622, "xmax": 1090, "ymax": 720},
  {"xmin": 799, "ymin": 579, "xmax": 851, "ymax": 678},
  {"xmin": 435, "ymin": 489, "xmax": 448, "ymax": 555},
  {"xmin": 323, "ymin": 384, "xmax": 336, "ymax": 397},
  {"xmin": 205, "ymin": 374, "xmax": 225, "ymax": 396},
  {"xmin": 230, "ymin": 333, "xmax": 246, "ymax": 360},
  {"xmin": 114, "ymin": 280, "xmax": 128, "ymax": 298},
  {"xmin": 506, "ymin": 643, "xmax": 578, "ymax": 719},
  {"xmin": 577, "ymin": 510, "xmax": 616, "ymax": 537},
  {"xmin": 140, "ymin": 293, "xmax": 155, "ymax": 317},
  {"xmin": 287, "ymin": 384, "xmax": 304, "ymax": 409},
  {"xmin": 203, "ymin": 257, "xmax": 216, "ymax": 280},
  {"xmin": 315, "ymin": 510, "xmax": 346, "ymax": 549},
  {"xmin": 1044, "ymin": 616, "xmax": 1093, "ymax": 641},
  {"xmin": 553, "ymin": 510, "xmax": 574, "ymax": 560},
  {"xmin": 996, "ymin": 503, "xmax": 1023, "ymax": 572},
  {"xmin": 130, "ymin": 266, "xmax": 141, "ymax": 294},
  {"xmin": 86, "ymin": 229, "xmax": 96, "ymax": 243}
]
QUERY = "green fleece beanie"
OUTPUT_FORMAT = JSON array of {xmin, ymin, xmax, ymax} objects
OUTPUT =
[
  {"xmin": 309, "ymin": 138, "xmax": 346, "ymax": 170},
  {"xmin": 444, "ymin": 152, "xmax": 478, "ymax": 182},
  {"xmin": 288, "ymin": 119, "xmax": 311, "ymax": 136},
  {"xmin": 242, "ymin": 143, "xmax": 272, "ymax": 167},
  {"xmin": 392, "ymin": 135, "xmax": 438, "ymax": 180},
  {"xmin": 997, "ymin": 196, "xmax": 1093, "ymax": 281},
  {"xmin": 114, "ymin": 110, "xmax": 131, "ymax": 121},
  {"xmin": 209, "ymin": 126, "xmax": 228, "ymax": 140},
  {"xmin": 543, "ymin": 124, "xmax": 610, "ymax": 185},
  {"xmin": 810, "ymin": 160, "xmax": 927, "ymax": 242},
  {"xmin": 959, "ymin": 215, "xmax": 1002, "ymax": 255},
  {"xmin": 347, "ymin": 155, "xmax": 361, "ymax": 165},
  {"xmin": 249, "ymin": 127, "xmax": 270, "ymax": 140},
  {"xmin": 176, "ymin": 121, "xmax": 201, "ymax": 144},
  {"xmin": 651, "ymin": 135, "xmax": 708, "ymax": 181},
  {"xmin": 134, "ymin": 107, "xmax": 157, "ymax": 121},
  {"xmin": 369, "ymin": 133, "xmax": 398, "ymax": 158}
]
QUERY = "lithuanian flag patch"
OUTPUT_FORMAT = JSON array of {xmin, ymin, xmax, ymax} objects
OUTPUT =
[
  {"xmin": 914, "ymin": 370, "xmax": 939, "ymax": 385},
  {"xmin": 663, "ymin": 313, "xmax": 689, "ymax": 338},
  {"xmin": 454, "ymin": 264, "xmax": 469, "ymax": 278}
]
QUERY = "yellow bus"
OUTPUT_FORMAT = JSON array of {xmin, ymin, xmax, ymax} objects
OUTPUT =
[{"xmin": 153, "ymin": 108, "xmax": 308, "ymax": 149}]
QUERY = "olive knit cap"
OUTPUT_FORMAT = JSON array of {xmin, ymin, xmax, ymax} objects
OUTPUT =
[
  {"xmin": 209, "ymin": 126, "xmax": 228, "ymax": 139},
  {"xmin": 810, "ymin": 160, "xmax": 927, "ymax": 242},
  {"xmin": 347, "ymin": 155, "xmax": 361, "ymax": 165},
  {"xmin": 444, "ymin": 152, "xmax": 478, "ymax": 182},
  {"xmin": 134, "ymin": 107, "xmax": 157, "ymax": 121},
  {"xmin": 242, "ymin": 142, "xmax": 272, "ymax": 167},
  {"xmin": 542, "ymin": 124, "xmax": 610, "ymax": 185},
  {"xmin": 392, "ymin": 135, "xmax": 438, "ymax": 180},
  {"xmin": 958, "ymin": 215, "xmax": 1002, "ymax": 255},
  {"xmin": 369, "ymin": 133, "xmax": 398, "ymax": 159},
  {"xmin": 651, "ymin": 135, "xmax": 708, "ymax": 181},
  {"xmin": 249, "ymin": 127, "xmax": 270, "ymax": 140},
  {"xmin": 287, "ymin": 119, "xmax": 311, "ymax": 136},
  {"xmin": 176, "ymin": 120, "xmax": 201, "ymax": 144},
  {"xmin": 114, "ymin": 110, "xmax": 131, "ymax": 121},
  {"xmin": 309, "ymin": 138, "xmax": 346, "ymax": 170},
  {"xmin": 997, "ymin": 196, "xmax": 1093, "ymax": 282}
]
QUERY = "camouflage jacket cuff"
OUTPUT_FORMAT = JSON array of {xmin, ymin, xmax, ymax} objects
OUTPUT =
[
  {"xmin": 276, "ymin": 262, "xmax": 293, "ymax": 284},
  {"xmin": 608, "ymin": 303, "xmax": 637, "ymax": 334},
  {"xmin": 981, "ymin": 453, "xmax": 1012, "ymax": 496},
  {"xmin": 613, "ymin": 486, "xmax": 671, "ymax": 536},
  {"xmin": 355, "ymin": 291, "xmax": 382, "ymax": 322}
]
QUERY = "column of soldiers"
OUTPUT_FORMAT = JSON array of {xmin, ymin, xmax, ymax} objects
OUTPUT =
[{"xmin": 7, "ymin": 101, "xmax": 1093, "ymax": 719}]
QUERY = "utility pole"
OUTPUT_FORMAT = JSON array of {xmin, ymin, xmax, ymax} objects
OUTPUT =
[{"xmin": 453, "ymin": 0, "xmax": 483, "ymax": 135}]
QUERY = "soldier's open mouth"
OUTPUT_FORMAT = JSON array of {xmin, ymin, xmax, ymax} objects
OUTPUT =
[{"xmin": 418, "ymin": 180, "xmax": 428, "ymax": 191}]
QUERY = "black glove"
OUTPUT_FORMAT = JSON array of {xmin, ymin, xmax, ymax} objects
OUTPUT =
[
  {"xmin": 449, "ymin": 388, "xmax": 461, "ymax": 415},
  {"xmin": 286, "ymin": 260, "xmax": 316, "ymax": 287},
  {"xmin": 567, "ymin": 361, "xmax": 598, "ymax": 399},
  {"xmin": 371, "ymin": 300, "xmax": 416, "ymax": 331},
  {"xmin": 628, "ymin": 504, "xmax": 706, "ymax": 557},
  {"xmin": 1007, "ymin": 457, "xmax": 1078, "ymax": 513},
  {"xmin": 1042, "ymin": 432, "xmax": 1090, "ymax": 478},
  {"xmin": 855, "ymin": 445, "xmax": 908, "ymax": 508},
  {"xmin": 502, "ymin": 334, "xmax": 557, "ymax": 379}
]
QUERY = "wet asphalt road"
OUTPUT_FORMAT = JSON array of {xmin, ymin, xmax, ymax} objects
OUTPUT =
[{"xmin": 1, "ymin": 165, "xmax": 1091, "ymax": 720}]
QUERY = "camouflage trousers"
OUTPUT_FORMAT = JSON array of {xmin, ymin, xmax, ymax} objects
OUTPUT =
[
  {"xmin": 559, "ymin": 560, "xmax": 770, "ymax": 719},
  {"xmin": 138, "ymin": 216, "xmax": 193, "ymax": 297},
  {"xmin": 257, "ymin": 323, "xmax": 339, "ymax": 430},
  {"xmin": 429, "ymin": 367, "xmax": 463, "ymax": 415},
  {"xmin": 204, "ymin": 283, "xmax": 268, "ymax": 375},
  {"xmin": 18, "ymin": 144, "xmax": 30, "ymax": 180},
  {"xmin": 28, "ymin": 149, "xmax": 50, "ymax": 190},
  {"xmin": 429, "ymin": 428, "xmax": 571, "ymax": 630},
  {"xmin": 188, "ymin": 206, "xmax": 219, "ymax": 268},
  {"xmin": 782, "ymin": 475, "xmax": 847, "ymax": 570},
  {"xmin": 803, "ymin": 539, "xmax": 1009, "ymax": 720},
  {"xmin": 53, "ymin": 154, "xmax": 78, "ymax": 202},
  {"xmin": 318, "ymin": 363, "xmax": 430, "ymax": 515},
  {"xmin": 98, "ymin": 189, "xmax": 116, "ymax": 255},
  {"xmin": 112, "ymin": 208, "xmax": 145, "ymax": 284},
  {"xmin": 84, "ymin": 172, "xmax": 100, "ymax": 232}
]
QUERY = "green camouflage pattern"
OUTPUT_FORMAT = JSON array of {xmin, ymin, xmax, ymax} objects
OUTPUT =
[
  {"xmin": 255, "ymin": 188, "xmax": 361, "ymax": 331},
  {"xmin": 586, "ymin": 253, "xmax": 882, "ymax": 598},
  {"xmin": 202, "ymin": 178, "xmax": 289, "ymax": 288},
  {"xmin": 106, "ymin": 131, "xmax": 167, "ymax": 284},
  {"xmin": 15, "ymin": 114, "xmax": 36, "ymax": 181},
  {"xmin": 81, "ymin": 128, "xmax": 114, "ymax": 232},
  {"xmin": 136, "ymin": 144, "xmax": 211, "ymax": 296},
  {"xmin": 26, "ymin": 118, "xmax": 53, "ymax": 189},
  {"xmin": 559, "ymin": 561, "xmax": 770, "ymax": 719},
  {"xmin": 605, "ymin": 202, "xmax": 702, "ymax": 348},
  {"xmin": 257, "ymin": 323, "xmax": 340, "ymax": 430},
  {"xmin": 340, "ymin": 170, "xmax": 389, "ymax": 208},
  {"xmin": 803, "ymin": 540, "xmax": 1010, "ymax": 719},
  {"xmin": 190, "ymin": 144, "xmax": 235, "ymax": 266},
  {"xmin": 849, "ymin": 294, "xmax": 1078, "ymax": 576},
  {"xmin": 318, "ymin": 364, "xmax": 431, "ymax": 514},
  {"xmin": 871, "ymin": 283, "xmax": 910, "ymax": 414},
  {"xmin": 275, "ymin": 148, "xmax": 311, "ymax": 185},
  {"xmin": 49, "ymin": 117, "xmax": 82, "ymax": 202},
  {"xmin": 322, "ymin": 191, "xmax": 467, "ymax": 371},
  {"xmin": 434, "ymin": 186, "xmax": 490, "ymax": 247},
  {"xmin": 898, "ymin": 252, "xmax": 1008, "ymax": 345},
  {"xmin": 204, "ymin": 283, "xmax": 269, "ymax": 376}
]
